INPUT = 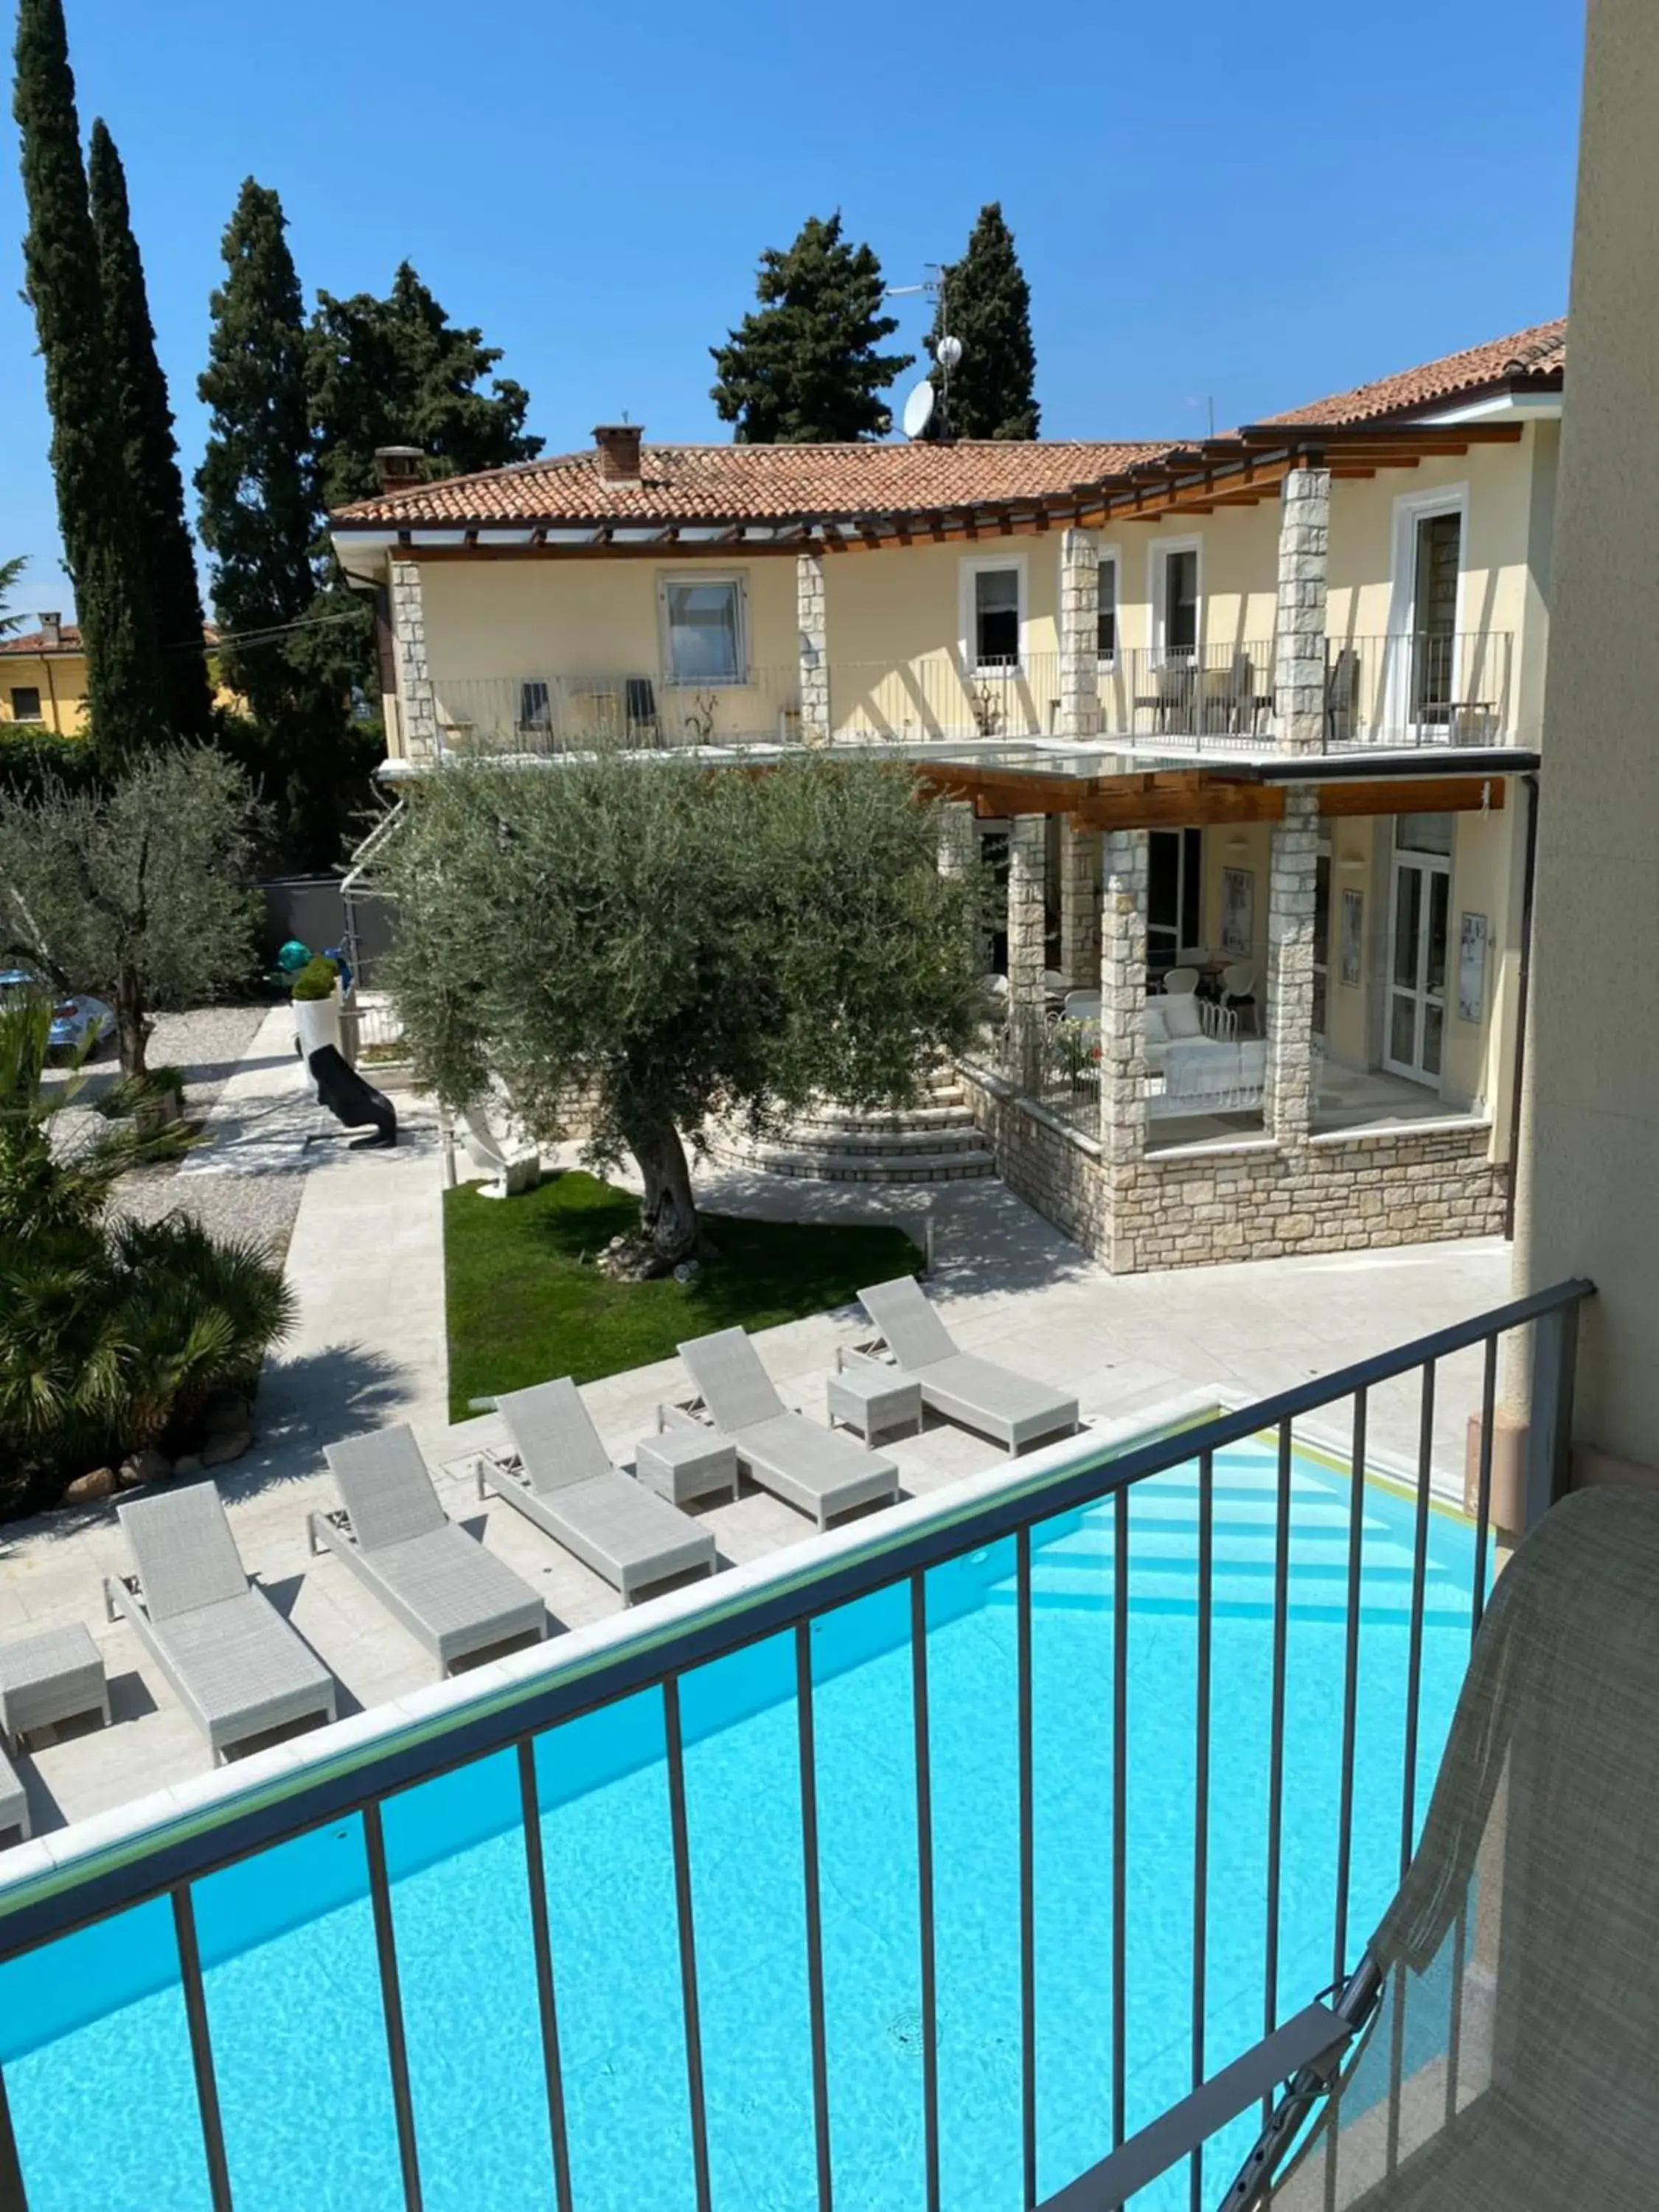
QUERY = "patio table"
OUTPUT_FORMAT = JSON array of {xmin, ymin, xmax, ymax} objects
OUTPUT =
[{"xmin": 0, "ymin": 1622, "xmax": 111, "ymax": 1750}]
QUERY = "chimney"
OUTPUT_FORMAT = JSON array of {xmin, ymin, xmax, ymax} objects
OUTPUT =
[
  {"xmin": 373, "ymin": 445, "xmax": 425, "ymax": 495},
  {"xmin": 37, "ymin": 612, "xmax": 61, "ymax": 649},
  {"xmin": 592, "ymin": 423, "xmax": 642, "ymax": 484}
]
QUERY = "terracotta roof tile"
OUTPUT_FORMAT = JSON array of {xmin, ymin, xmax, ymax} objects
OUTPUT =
[
  {"xmin": 1262, "ymin": 317, "xmax": 1567, "ymax": 428},
  {"xmin": 0, "ymin": 624, "xmax": 83, "ymax": 656},
  {"xmin": 330, "ymin": 439, "xmax": 1173, "ymax": 529}
]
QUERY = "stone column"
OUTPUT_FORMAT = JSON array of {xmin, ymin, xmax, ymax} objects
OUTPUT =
[
  {"xmin": 1098, "ymin": 830, "xmax": 1149, "ymax": 1166},
  {"xmin": 389, "ymin": 559, "xmax": 439, "ymax": 763},
  {"xmin": 1058, "ymin": 528, "xmax": 1102, "ymax": 739},
  {"xmin": 1264, "ymin": 784, "xmax": 1321, "ymax": 1144},
  {"xmin": 1007, "ymin": 813, "xmax": 1048, "ymax": 1091},
  {"xmin": 796, "ymin": 549, "xmax": 829, "ymax": 745},
  {"xmin": 936, "ymin": 798, "xmax": 981, "ymax": 970},
  {"xmin": 1272, "ymin": 464, "xmax": 1332, "ymax": 754},
  {"xmin": 1060, "ymin": 820, "xmax": 1101, "ymax": 987}
]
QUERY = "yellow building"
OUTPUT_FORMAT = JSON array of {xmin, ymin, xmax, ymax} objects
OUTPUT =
[
  {"xmin": 0, "ymin": 615, "xmax": 234, "ymax": 733},
  {"xmin": 330, "ymin": 322, "xmax": 1566, "ymax": 1276},
  {"xmin": 0, "ymin": 614, "xmax": 88, "ymax": 731}
]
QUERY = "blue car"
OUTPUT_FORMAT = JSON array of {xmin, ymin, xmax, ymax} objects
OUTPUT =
[{"xmin": 0, "ymin": 967, "xmax": 118, "ymax": 1057}]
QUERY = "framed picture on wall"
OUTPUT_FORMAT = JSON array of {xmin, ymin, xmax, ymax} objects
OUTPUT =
[
  {"xmin": 1220, "ymin": 868, "xmax": 1253, "ymax": 957},
  {"xmin": 1458, "ymin": 911, "xmax": 1489, "ymax": 1022},
  {"xmin": 1340, "ymin": 889, "xmax": 1363, "ymax": 988}
]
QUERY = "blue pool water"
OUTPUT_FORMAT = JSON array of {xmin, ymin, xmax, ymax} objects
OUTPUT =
[{"xmin": 0, "ymin": 1439, "xmax": 1486, "ymax": 2211}]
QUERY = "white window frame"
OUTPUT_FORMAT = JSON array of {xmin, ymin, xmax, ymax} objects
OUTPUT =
[
  {"xmin": 1148, "ymin": 536, "xmax": 1203, "ymax": 665},
  {"xmin": 1385, "ymin": 482, "xmax": 1469, "ymax": 735},
  {"xmin": 1095, "ymin": 543, "xmax": 1121, "ymax": 667},
  {"xmin": 959, "ymin": 552, "xmax": 1028, "ymax": 675},
  {"xmin": 1383, "ymin": 818, "xmax": 1454, "ymax": 1086},
  {"xmin": 657, "ymin": 569, "xmax": 749, "ymax": 688}
]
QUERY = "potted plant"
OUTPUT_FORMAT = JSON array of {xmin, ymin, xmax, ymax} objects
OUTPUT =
[{"xmin": 291, "ymin": 955, "xmax": 342, "ymax": 1063}]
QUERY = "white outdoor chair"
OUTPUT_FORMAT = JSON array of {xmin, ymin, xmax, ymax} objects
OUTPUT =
[
  {"xmin": 1163, "ymin": 967, "xmax": 1200, "ymax": 995},
  {"xmin": 1062, "ymin": 990, "xmax": 1102, "ymax": 1022},
  {"xmin": 1221, "ymin": 961, "xmax": 1258, "ymax": 1034}
]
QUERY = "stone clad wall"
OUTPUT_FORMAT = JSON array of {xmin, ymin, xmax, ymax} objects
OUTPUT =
[
  {"xmin": 955, "ymin": 1066, "xmax": 1108, "ymax": 1253},
  {"xmin": 956, "ymin": 1061, "xmax": 1508, "ymax": 1272},
  {"xmin": 389, "ymin": 559, "xmax": 439, "ymax": 763}
]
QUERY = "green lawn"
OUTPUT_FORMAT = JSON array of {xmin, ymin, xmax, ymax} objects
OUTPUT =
[{"xmin": 443, "ymin": 1169, "xmax": 922, "ymax": 1419}]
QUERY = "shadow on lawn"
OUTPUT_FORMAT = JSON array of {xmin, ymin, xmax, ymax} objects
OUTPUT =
[{"xmin": 443, "ymin": 1171, "xmax": 923, "ymax": 1418}]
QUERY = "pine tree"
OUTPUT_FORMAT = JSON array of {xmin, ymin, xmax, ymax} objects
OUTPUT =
[
  {"xmin": 928, "ymin": 203, "xmax": 1040, "ymax": 441},
  {"xmin": 292, "ymin": 262, "xmax": 543, "ymax": 725},
  {"xmin": 710, "ymin": 213, "xmax": 913, "ymax": 443},
  {"xmin": 88, "ymin": 120, "xmax": 213, "ymax": 742},
  {"xmin": 13, "ymin": 0, "xmax": 164, "ymax": 754},
  {"xmin": 196, "ymin": 178, "xmax": 341, "ymax": 857},
  {"xmin": 307, "ymin": 261, "xmax": 542, "ymax": 510}
]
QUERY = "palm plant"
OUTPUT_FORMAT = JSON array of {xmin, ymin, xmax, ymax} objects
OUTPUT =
[{"xmin": 0, "ymin": 997, "xmax": 295, "ymax": 1514}]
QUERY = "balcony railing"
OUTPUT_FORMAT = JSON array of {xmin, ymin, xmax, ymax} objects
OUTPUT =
[
  {"xmin": 431, "ymin": 669, "xmax": 802, "ymax": 756},
  {"xmin": 0, "ymin": 1282, "xmax": 1593, "ymax": 2212},
  {"xmin": 1096, "ymin": 644, "xmax": 1279, "ymax": 749},
  {"xmin": 828, "ymin": 653, "xmax": 1065, "ymax": 744},
  {"xmin": 1322, "ymin": 631, "xmax": 1515, "ymax": 749}
]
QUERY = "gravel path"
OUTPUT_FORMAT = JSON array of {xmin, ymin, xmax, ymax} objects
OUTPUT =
[{"xmin": 48, "ymin": 1001, "xmax": 316, "ymax": 1258}]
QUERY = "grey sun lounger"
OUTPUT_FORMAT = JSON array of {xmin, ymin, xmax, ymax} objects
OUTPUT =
[
  {"xmin": 315, "ymin": 1425, "xmax": 548, "ymax": 1676},
  {"xmin": 0, "ymin": 1745, "xmax": 27, "ymax": 1843},
  {"xmin": 677, "ymin": 1327, "xmax": 900, "ymax": 1530},
  {"xmin": 105, "ymin": 1483, "xmax": 338, "ymax": 1763},
  {"xmin": 856, "ymin": 1276, "xmax": 1080, "ymax": 1455},
  {"xmin": 481, "ymin": 1379, "xmax": 718, "ymax": 1604}
]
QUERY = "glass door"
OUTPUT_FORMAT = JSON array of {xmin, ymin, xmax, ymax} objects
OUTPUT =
[
  {"xmin": 1385, "ymin": 838, "xmax": 1450, "ymax": 1083},
  {"xmin": 1312, "ymin": 846, "xmax": 1332, "ymax": 1044}
]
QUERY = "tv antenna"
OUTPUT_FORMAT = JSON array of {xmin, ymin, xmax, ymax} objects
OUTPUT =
[{"xmin": 886, "ymin": 265, "xmax": 962, "ymax": 442}]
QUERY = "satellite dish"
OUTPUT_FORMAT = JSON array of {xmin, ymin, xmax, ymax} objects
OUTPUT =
[
  {"xmin": 902, "ymin": 380, "xmax": 936, "ymax": 440},
  {"xmin": 934, "ymin": 334, "xmax": 964, "ymax": 371}
]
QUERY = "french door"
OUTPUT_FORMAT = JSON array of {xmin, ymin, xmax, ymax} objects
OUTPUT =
[{"xmin": 1385, "ymin": 846, "xmax": 1450, "ymax": 1082}]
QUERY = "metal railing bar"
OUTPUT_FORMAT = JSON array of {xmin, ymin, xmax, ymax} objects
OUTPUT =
[
  {"xmin": 1187, "ymin": 1448, "xmax": 1213, "ymax": 2212},
  {"xmin": 1332, "ymin": 1388, "xmax": 1368, "ymax": 1986},
  {"xmin": 1471, "ymin": 1336, "xmax": 1498, "ymax": 1641},
  {"xmin": 662, "ymin": 1677, "xmax": 712, "ymax": 2212},
  {"xmin": 0, "ymin": 1284, "xmax": 1594, "ymax": 1966},
  {"xmin": 516, "ymin": 1742, "xmax": 574, "ymax": 2212},
  {"xmin": 363, "ymin": 1801, "xmax": 425, "ymax": 2212},
  {"xmin": 1262, "ymin": 1418, "xmax": 1293, "ymax": 2123},
  {"xmin": 910, "ymin": 1574, "xmax": 941, "ymax": 2212},
  {"xmin": 1444, "ymin": 1903, "xmax": 1467, "ymax": 2128},
  {"xmin": 1401, "ymin": 1363, "xmax": 1436, "ymax": 1882},
  {"xmin": 172, "ymin": 1885, "xmax": 234, "ymax": 2212},
  {"xmin": 0, "ymin": 2065, "xmax": 23, "ymax": 2212},
  {"xmin": 794, "ymin": 1624, "xmax": 835, "ymax": 2212},
  {"xmin": 1018, "ymin": 1525, "xmax": 1037, "ymax": 2211},
  {"xmin": 1112, "ymin": 1486, "xmax": 1128, "ymax": 2162}
]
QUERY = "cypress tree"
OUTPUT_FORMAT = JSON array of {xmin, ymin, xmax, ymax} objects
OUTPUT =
[
  {"xmin": 197, "ymin": 178, "xmax": 342, "ymax": 858},
  {"xmin": 928, "ymin": 203, "xmax": 1040, "ymax": 441},
  {"xmin": 13, "ymin": 0, "xmax": 164, "ymax": 754},
  {"xmin": 88, "ymin": 119, "xmax": 214, "ymax": 742},
  {"xmin": 710, "ymin": 213, "xmax": 912, "ymax": 443}
]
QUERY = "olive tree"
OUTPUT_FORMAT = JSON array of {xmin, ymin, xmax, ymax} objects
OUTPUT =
[
  {"xmin": 380, "ymin": 751, "xmax": 983, "ymax": 1276},
  {"xmin": 0, "ymin": 747, "xmax": 262, "ymax": 1075}
]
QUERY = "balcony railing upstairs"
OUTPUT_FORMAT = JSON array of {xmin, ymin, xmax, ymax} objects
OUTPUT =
[
  {"xmin": 1324, "ymin": 631, "xmax": 1515, "ymax": 750},
  {"xmin": 1098, "ymin": 643, "xmax": 1279, "ymax": 751},
  {"xmin": 431, "ymin": 669, "xmax": 802, "ymax": 757},
  {"xmin": 829, "ymin": 652, "xmax": 1065, "ymax": 744},
  {"xmin": 0, "ymin": 1282, "xmax": 1593, "ymax": 2212}
]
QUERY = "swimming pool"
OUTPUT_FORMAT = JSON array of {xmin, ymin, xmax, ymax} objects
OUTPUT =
[{"xmin": 0, "ymin": 1436, "xmax": 1485, "ymax": 2211}]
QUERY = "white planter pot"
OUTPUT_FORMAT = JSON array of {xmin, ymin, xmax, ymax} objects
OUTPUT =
[{"xmin": 293, "ymin": 990, "xmax": 341, "ymax": 1066}]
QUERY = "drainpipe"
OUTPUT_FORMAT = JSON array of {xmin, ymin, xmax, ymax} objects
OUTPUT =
[
  {"xmin": 43, "ymin": 655, "xmax": 60, "ymax": 733},
  {"xmin": 1503, "ymin": 771, "xmax": 1540, "ymax": 1242}
]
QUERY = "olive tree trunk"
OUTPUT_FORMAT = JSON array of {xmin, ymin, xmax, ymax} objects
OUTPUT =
[
  {"xmin": 114, "ymin": 962, "xmax": 150, "ymax": 1079},
  {"xmin": 605, "ymin": 1120, "xmax": 704, "ymax": 1280}
]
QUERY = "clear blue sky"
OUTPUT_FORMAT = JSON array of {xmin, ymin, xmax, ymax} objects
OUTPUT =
[{"xmin": 1, "ymin": 0, "xmax": 1585, "ymax": 622}]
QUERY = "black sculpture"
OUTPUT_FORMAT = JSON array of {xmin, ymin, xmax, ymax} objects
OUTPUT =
[{"xmin": 307, "ymin": 1044, "xmax": 397, "ymax": 1147}]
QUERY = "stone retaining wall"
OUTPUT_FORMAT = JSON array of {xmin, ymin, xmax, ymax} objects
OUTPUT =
[{"xmin": 956, "ymin": 1061, "xmax": 1508, "ymax": 1274}]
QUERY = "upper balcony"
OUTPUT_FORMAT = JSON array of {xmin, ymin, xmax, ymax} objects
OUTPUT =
[{"xmin": 425, "ymin": 628, "xmax": 1517, "ymax": 763}]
